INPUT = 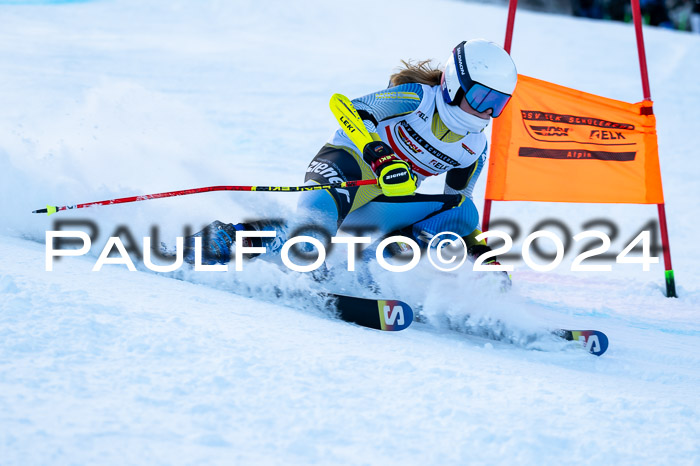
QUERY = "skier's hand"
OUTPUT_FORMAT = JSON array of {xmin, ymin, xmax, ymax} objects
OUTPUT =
[{"xmin": 363, "ymin": 141, "xmax": 417, "ymax": 197}]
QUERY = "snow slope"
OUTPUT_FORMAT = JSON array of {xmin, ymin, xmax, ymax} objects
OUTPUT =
[{"xmin": 1, "ymin": 0, "xmax": 699, "ymax": 464}]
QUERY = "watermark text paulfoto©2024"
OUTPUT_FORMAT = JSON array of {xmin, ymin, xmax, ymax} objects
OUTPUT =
[{"xmin": 44, "ymin": 218, "xmax": 661, "ymax": 273}]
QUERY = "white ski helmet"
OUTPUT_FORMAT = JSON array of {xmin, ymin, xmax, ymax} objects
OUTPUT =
[{"xmin": 441, "ymin": 39, "xmax": 517, "ymax": 117}]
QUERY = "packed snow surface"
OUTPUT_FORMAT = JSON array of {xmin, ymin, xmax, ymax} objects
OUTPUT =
[{"xmin": 1, "ymin": 0, "xmax": 699, "ymax": 464}]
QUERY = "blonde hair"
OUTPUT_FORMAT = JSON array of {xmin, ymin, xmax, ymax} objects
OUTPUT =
[{"xmin": 389, "ymin": 59, "xmax": 443, "ymax": 87}]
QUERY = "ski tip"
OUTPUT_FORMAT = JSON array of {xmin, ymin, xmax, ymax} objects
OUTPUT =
[
  {"xmin": 377, "ymin": 300, "xmax": 413, "ymax": 331},
  {"xmin": 560, "ymin": 329, "xmax": 609, "ymax": 356},
  {"xmin": 331, "ymin": 294, "xmax": 414, "ymax": 332}
]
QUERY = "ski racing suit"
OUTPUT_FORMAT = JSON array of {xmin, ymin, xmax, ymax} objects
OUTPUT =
[
  {"xmin": 182, "ymin": 82, "xmax": 492, "ymax": 266},
  {"xmin": 296, "ymin": 82, "xmax": 487, "ymax": 251}
]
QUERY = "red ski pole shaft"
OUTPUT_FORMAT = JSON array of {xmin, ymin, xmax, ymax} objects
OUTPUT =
[{"xmin": 32, "ymin": 179, "xmax": 377, "ymax": 215}]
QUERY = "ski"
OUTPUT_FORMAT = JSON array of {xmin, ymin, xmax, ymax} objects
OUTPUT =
[
  {"xmin": 555, "ymin": 329, "xmax": 609, "ymax": 356},
  {"xmin": 326, "ymin": 293, "xmax": 413, "ymax": 331}
]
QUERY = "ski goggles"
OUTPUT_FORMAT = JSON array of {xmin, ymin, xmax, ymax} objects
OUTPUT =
[
  {"xmin": 463, "ymin": 83, "xmax": 512, "ymax": 118},
  {"xmin": 452, "ymin": 41, "xmax": 513, "ymax": 117}
]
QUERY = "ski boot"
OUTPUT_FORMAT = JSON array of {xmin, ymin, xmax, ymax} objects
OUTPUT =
[
  {"xmin": 467, "ymin": 243, "xmax": 512, "ymax": 291},
  {"xmin": 183, "ymin": 219, "xmax": 286, "ymax": 265}
]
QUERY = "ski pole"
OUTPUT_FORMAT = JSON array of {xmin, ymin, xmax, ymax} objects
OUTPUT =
[
  {"xmin": 35, "ymin": 94, "xmax": 377, "ymax": 216},
  {"xmin": 32, "ymin": 179, "xmax": 378, "ymax": 215}
]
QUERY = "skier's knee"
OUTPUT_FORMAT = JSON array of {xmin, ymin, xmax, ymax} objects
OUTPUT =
[{"xmin": 454, "ymin": 199, "xmax": 479, "ymax": 235}]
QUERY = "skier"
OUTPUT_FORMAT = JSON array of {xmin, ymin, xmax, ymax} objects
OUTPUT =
[{"xmin": 184, "ymin": 39, "xmax": 517, "ymax": 276}]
